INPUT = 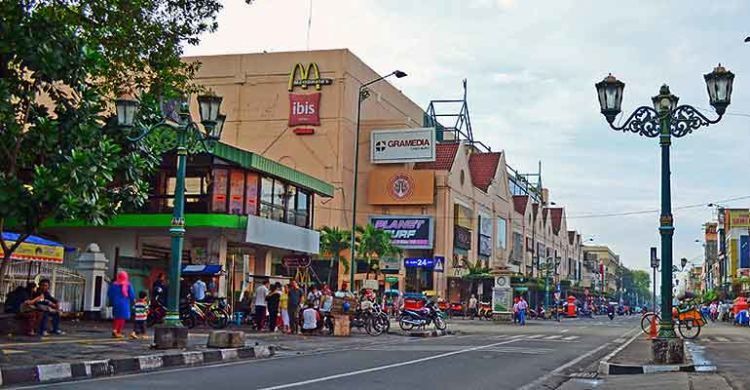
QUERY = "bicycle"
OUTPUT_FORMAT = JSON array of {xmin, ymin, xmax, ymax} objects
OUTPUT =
[{"xmin": 639, "ymin": 301, "xmax": 706, "ymax": 339}]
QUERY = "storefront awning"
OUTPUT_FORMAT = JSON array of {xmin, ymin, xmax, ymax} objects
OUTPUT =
[
  {"xmin": 181, "ymin": 264, "xmax": 223, "ymax": 276},
  {"xmin": 0, "ymin": 232, "xmax": 67, "ymax": 263}
]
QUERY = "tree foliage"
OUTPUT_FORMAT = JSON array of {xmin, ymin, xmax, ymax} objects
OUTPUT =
[
  {"xmin": 318, "ymin": 226, "xmax": 350, "ymax": 285},
  {"xmin": 0, "ymin": 0, "xmax": 224, "ymax": 285},
  {"xmin": 355, "ymin": 224, "xmax": 401, "ymax": 279}
]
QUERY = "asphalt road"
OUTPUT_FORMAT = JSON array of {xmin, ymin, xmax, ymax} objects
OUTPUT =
[{"xmin": 19, "ymin": 315, "xmax": 641, "ymax": 390}]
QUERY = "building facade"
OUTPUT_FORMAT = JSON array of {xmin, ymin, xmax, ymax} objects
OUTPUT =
[
  {"xmin": 157, "ymin": 49, "xmax": 586, "ymax": 298},
  {"xmin": 582, "ymin": 245, "xmax": 621, "ymax": 295}
]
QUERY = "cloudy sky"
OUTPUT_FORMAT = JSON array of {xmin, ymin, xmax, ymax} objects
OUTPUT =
[{"xmin": 185, "ymin": 0, "xmax": 750, "ymax": 272}]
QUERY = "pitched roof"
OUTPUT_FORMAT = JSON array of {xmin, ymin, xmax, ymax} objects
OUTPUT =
[
  {"xmin": 542, "ymin": 207, "xmax": 550, "ymax": 224},
  {"xmin": 512, "ymin": 195, "xmax": 529, "ymax": 215},
  {"xmin": 414, "ymin": 142, "xmax": 460, "ymax": 170},
  {"xmin": 549, "ymin": 208, "xmax": 564, "ymax": 234},
  {"xmin": 568, "ymin": 231, "xmax": 576, "ymax": 245},
  {"xmin": 532, "ymin": 203, "xmax": 539, "ymax": 220},
  {"xmin": 468, "ymin": 152, "xmax": 502, "ymax": 192}
]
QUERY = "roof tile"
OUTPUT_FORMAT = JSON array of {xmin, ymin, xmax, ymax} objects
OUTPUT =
[
  {"xmin": 468, "ymin": 152, "xmax": 502, "ymax": 192},
  {"xmin": 513, "ymin": 195, "xmax": 528, "ymax": 215},
  {"xmin": 414, "ymin": 142, "xmax": 460, "ymax": 170}
]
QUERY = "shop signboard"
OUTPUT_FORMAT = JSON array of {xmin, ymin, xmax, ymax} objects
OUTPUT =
[
  {"xmin": 492, "ymin": 287, "xmax": 512, "ymax": 313},
  {"xmin": 404, "ymin": 257, "xmax": 436, "ymax": 268},
  {"xmin": 368, "ymin": 169, "xmax": 434, "ymax": 205},
  {"xmin": 370, "ymin": 216, "xmax": 434, "ymax": 249},
  {"xmin": 370, "ymin": 128, "xmax": 436, "ymax": 164},
  {"xmin": 727, "ymin": 210, "xmax": 750, "ymax": 229},
  {"xmin": 288, "ymin": 92, "xmax": 321, "ymax": 126},
  {"xmin": 454, "ymin": 225, "xmax": 472, "ymax": 250}
]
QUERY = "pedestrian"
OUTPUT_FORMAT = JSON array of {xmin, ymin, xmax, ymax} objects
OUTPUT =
[
  {"xmin": 512, "ymin": 297, "xmax": 519, "ymax": 324},
  {"xmin": 107, "ymin": 271, "xmax": 135, "ymax": 339},
  {"xmin": 34, "ymin": 278, "xmax": 65, "ymax": 336},
  {"xmin": 191, "ymin": 278, "xmax": 207, "ymax": 302},
  {"xmin": 152, "ymin": 273, "xmax": 167, "ymax": 306},
  {"xmin": 288, "ymin": 280, "xmax": 303, "ymax": 334},
  {"xmin": 8, "ymin": 283, "xmax": 40, "ymax": 336},
  {"xmin": 468, "ymin": 294, "xmax": 478, "ymax": 319},
  {"xmin": 307, "ymin": 285, "xmax": 321, "ymax": 309},
  {"xmin": 267, "ymin": 283, "xmax": 281, "ymax": 332},
  {"xmin": 301, "ymin": 302, "xmax": 319, "ymax": 335},
  {"xmin": 132, "ymin": 291, "xmax": 148, "ymax": 339},
  {"xmin": 254, "ymin": 280, "xmax": 270, "ymax": 331},
  {"xmin": 280, "ymin": 284, "xmax": 290, "ymax": 333},
  {"xmin": 517, "ymin": 296, "xmax": 528, "ymax": 326}
]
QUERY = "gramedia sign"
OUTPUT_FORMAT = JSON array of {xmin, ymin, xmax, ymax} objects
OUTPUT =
[{"xmin": 370, "ymin": 128, "xmax": 436, "ymax": 164}]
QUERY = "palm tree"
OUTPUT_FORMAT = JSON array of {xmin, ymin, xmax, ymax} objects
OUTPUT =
[
  {"xmin": 461, "ymin": 258, "xmax": 492, "ymax": 297},
  {"xmin": 319, "ymin": 226, "xmax": 351, "ymax": 286},
  {"xmin": 356, "ymin": 224, "xmax": 402, "ymax": 280}
]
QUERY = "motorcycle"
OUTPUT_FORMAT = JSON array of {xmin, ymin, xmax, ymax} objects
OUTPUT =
[
  {"xmin": 477, "ymin": 302, "xmax": 494, "ymax": 320},
  {"xmin": 448, "ymin": 302, "xmax": 465, "ymax": 318},
  {"xmin": 399, "ymin": 300, "xmax": 446, "ymax": 331},
  {"xmin": 350, "ymin": 299, "xmax": 385, "ymax": 336}
]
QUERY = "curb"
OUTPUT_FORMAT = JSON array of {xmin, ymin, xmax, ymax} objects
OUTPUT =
[
  {"xmin": 0, "ymin": 345, "xmax": 275, "ymax": 387},
  {"xmin": 598, "ymin": 332, "xmax": 695, "ymax": 376}
]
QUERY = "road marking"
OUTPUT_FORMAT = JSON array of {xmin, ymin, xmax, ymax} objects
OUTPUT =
[
  {"xmin": 526, "ymin": 334, "xmax": 544, "ymax": 339},
  {"xmin": 544, "ymin": 335, "xmax": 562, "ymax": 340},
  {"xmin": 507, "ymin": 334, "xmax": 525, "ymax": 339},
  {"xmin": 562, "ymin": 336, "xmax": 579, "ymax": 341},
  {"xmin": 518, "ymin": 327, "xmax": 639, "ymax": 390},
  {"xmin": 713, "ymin": 336, "xmax": 730, "ymax": 342},
  {"xmin": 257, "ymin": 339, "xmax": 520, "ymax": 390},
  {"xmin": 560, "ymin": 329, "xmax": 570, "ymax": 333}
]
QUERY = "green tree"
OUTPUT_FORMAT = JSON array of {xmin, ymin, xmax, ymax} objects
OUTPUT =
[
  {"xmin": 355, "ymin": 224, "xmax": 401, "ymax": 280},
  {"xmin": 318, "ymin": 226, "xmax": 350, "ymax": 287},
  {"xmin": 461, "ymin": 258, "xmax": 492, "ymax": 296},
  {"xmin": 0, "ymin": 0, "xmax": 227, "ymax": 290}
]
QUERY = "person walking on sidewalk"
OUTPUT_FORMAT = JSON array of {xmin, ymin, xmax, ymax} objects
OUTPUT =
[
  {"xmin": 108, "ymin": 271, "xmax": 135, "ymax": 338},
  {"xmin": 468, "ymin": 294, "xmax": 478, "ymax": 320},
  {"xmin": 266, "ymin": 283, "xmax": 281, "ymax": 332},
  {"xmin": 280, "ymin": 284, "xmax": 290, "ymax": 333},
  {"xmin": 254, "ymin": 280, "xmax": 269, "ymax": 331},
  {"xmin": 516, "ymin": 296, "xmax": 528, "ymax": 326},
  {"xmin": 132, "ymin": 291, "xmax": 148, "ymax": 339},
  {"xmin": 288, "ymin": 280, "xmax": 303, "ymax": 334}
]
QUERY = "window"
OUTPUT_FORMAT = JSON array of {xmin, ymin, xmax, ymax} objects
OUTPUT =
[
  {"xmin": 496, "ymin": 218, "xmax": 507, "ymax": 249},
  {"xmin": 258, "ymin": 177, "xmax": 312, "ymax": 228},
  {"xmin": 167, "ymin": 176, "xmax": 207, "ymax": 209}
]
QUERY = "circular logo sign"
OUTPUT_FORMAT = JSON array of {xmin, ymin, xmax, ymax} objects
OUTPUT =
[
  {"xmin": 496, "ymin": 276, "xmax": 507, "ymax": 287},
  {"xmin": 389, "ymin": 174, "xmax": 413, "ymax": 200}
]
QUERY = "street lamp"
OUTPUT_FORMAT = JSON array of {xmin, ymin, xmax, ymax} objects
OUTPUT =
[
  {"xmin": 542, "ymin": 256, "xmax": 561, "ymax": 310},
  {"xmin": 115, "ymin": 93, "xmax": 225, "ymax": 334},
  {"xmin": 348, "ymin": 70, "xmax": 407, "ymax": 291},
  {"xmin": 595, "ymin": 65, "xmax": 734, "ymax": 351}
]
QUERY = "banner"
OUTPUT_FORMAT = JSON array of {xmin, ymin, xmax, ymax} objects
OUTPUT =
[
  {"xmin": 454, "ymin": 225, "xmax": 472, "ymax": 250},
  {"xmin": 370, "ymin": 216, "xmax": 434, "ymax": 249},
  {"xmin": 370, "ymin": 128, "xmax": 436, "ymax": 164},
  {"xmin": 367, "ymin": 169, "xmax": 434, "ymax": 205},
  {"xmin": 0, "ymin": 235, "xmax": 64, "ymax": 263},
  {"xmin": 726, "ymin": 210, "xmax": 750, "ymax": 229},
  {"xmin": 211, "ymin": 169, "xmax": 228, "ymax": 212}
]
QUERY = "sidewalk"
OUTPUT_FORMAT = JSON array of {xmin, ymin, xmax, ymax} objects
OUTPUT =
[{"xmin": 559, "ymin": 372, "xmax": 732, "ymax": 390}]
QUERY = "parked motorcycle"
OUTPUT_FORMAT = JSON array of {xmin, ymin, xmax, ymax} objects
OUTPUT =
[
  {"xmin": 399, "ymin": 300, "xmax": 446, "ymax": 331},
  {"xmin": 477, "ymin": 302, "xmax": 493, "ymax": 320}
]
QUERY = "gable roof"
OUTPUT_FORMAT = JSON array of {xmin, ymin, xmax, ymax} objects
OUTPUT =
[
  {"xmin": 512, "ymin": 195, "xmax": 529, "ymax": 215},
  {"xmin": 468, "ymin": 152, "xmax": 502, "ymax": 192},
  {"xmin": 568, "ymin": 231, "xmax": 576, "ymax": 245},
  {"xmin": 414, "ymin": 142, "xmax": 460, "ymax": 170},
  {"xmin": 549, "ymin": 208, "xmax": 564, "ymax": 235}
]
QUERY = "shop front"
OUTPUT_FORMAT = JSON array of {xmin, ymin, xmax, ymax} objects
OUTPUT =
[{"xmin": 41, "ymin": 142, "xmax": 332, "ymax": 311}]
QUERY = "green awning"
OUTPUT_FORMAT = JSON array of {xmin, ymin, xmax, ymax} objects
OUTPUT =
[
  {"xmin": 42, "ymin": 213, "xmax": 247, "ymax": 229},
  {"xmin": 213, "ymin": 142, "xmax": 333, "ymax": 197}
]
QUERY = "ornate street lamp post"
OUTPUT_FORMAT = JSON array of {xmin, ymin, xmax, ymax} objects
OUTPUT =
[
  {"xmin": 595, "ymin": 64, "xmax": 734, "ymax": 361},
  {"xmin": 115, "ymin": 93, "xmax": 225, "ymax": 345}
]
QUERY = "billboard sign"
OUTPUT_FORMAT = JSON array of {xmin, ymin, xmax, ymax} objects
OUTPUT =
[
  {"xmin": 367, "ymin": 169, "xmax": 434, "ymax": 205},
  {"xmin": 370, "ymin": 216, "xmax": 434, "ymax": 249},
  {"xmin": 371, "ymin": 128, "xmax": 436, "ymax": 164},
  {"xmin": 404, "ymin": 257, "xmax": 436, "ymax": 268},
  {"xmin": 727, "ymin": 210, "xmax": 750, "ymax": 229},
  {"xmin": 288, "ymin": 92, "xmax": 321, "ymax": 126}
]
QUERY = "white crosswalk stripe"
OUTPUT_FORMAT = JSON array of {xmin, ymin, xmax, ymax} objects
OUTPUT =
[
  {"xmin": 526, "ymin": 334, "xmax": 544, "ymax": 339},
  {"xmin": 562, "ymin": 336, "xmax": 579, "ymax": 341},
  {"xmin": 544, "ymin": 335, "xmax": 562, "ymax": 340}
]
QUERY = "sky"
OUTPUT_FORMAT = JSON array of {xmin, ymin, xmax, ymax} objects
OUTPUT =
[{"xmin": 184, "ymin": 0, "xmax": 750, "ymax": 272}]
